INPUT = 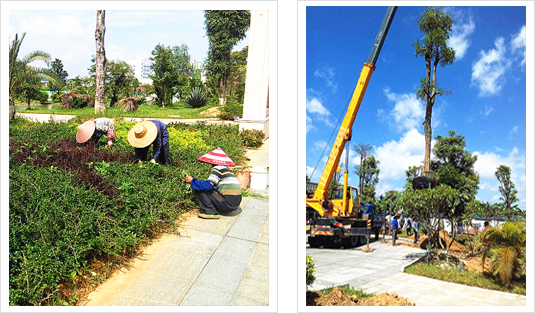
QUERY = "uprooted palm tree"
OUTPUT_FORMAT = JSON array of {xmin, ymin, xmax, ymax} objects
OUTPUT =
[
  {"xmin": 481, "ymin": 221, "xmax": 526, "ymax": 285},
  {"xmin": 9, "ymin": 32, "xmax": 58, "ymax": 119}
]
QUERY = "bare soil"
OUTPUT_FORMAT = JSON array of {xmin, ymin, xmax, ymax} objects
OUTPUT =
[
  {"xmin": 307, "ymin": 287, "xmax": 415, "ymax": 306},
  {"xmin": 200, "ymin": 106, "xmax": 221, "ymax": 117}
]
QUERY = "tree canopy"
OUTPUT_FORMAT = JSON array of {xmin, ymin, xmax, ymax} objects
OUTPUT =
[
  {"xmin": 204, "ymin": 10, "xmax": 250, "ymax": 105},
  {"xmin": 495, "ymin": 165, "xmax": 520, "ymax": 219},
  {"xmin": 413, "ymin": 7, "xmax": 456, "ymax": 173},
  {"xmin": 150, "ymin": 44, "xmax": 179, "ymax": 107}
]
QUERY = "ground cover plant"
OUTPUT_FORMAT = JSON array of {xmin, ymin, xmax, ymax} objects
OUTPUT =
[
  {"xmin": 15, "ymin": 101, "xmax": 217, "ymax": 119},
  {"xmin": 404, "ymin": 259, "xmax": 526, "ymax": 295},
  {"xmin": 9, "ymin": 118, "xmax": 247, "ymax": 305},
  {"xmin": 240, "ymin": 129, "xmax": 266, "ymax": 149}
]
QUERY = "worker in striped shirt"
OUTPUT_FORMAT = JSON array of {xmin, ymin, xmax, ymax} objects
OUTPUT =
[{"xmin": 185, "ymin": 148, "xmax": 242, "ymax": 219}]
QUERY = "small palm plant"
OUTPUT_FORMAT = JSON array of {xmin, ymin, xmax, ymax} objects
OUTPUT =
[
  {"xmin": 118, "ymin": 96, "xmax": 138, "ymax": 112},
  {"xmin": 187, "ymin": 86, "xmax": 207, "ymax": 108},
  {"xmin": 480, "ymin": 222, "xmax": 526, "ymax": 285}
]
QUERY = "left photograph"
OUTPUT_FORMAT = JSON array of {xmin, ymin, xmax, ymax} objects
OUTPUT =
[{"xmin": 7, "ymin": 5, "xmax": 270, "ymax": 307}]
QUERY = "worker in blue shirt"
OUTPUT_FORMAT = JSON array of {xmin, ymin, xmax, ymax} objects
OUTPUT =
[
  {"xmin": 392, "ymin": 214, "xmax": 400, "ymax": 246},
  {"xmin": 127, "ymin": 120, "xmax": 171, "ymax": 165}
]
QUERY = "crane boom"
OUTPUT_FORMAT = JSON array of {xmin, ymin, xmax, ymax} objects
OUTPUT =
[{"xmin": 307, "ymin": 6, "xmax": 397, "ymax": 216}]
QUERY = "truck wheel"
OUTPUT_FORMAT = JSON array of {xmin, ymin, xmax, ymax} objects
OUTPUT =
[{"xmin": 308, "ymin": 236, "xmax": 321, "ymax": 248}]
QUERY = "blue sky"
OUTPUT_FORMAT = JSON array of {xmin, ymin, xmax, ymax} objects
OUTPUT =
[
  {"xmin": 9, "ymin": 10, "xmax": 249, "ymax": 79},
  {"xmin": 306, "ymin": 6, "xmax": 527, "ymax": 210}
]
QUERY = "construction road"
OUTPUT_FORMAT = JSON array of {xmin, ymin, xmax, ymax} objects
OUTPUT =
[{"xmin": 307, "ymin": 239, "xmax": 526, "ymax": 306}]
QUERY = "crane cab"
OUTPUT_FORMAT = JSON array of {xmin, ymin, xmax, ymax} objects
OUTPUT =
[{"xmin": 329, "ymin": 186, "xmax": 360, "ymax": 216}]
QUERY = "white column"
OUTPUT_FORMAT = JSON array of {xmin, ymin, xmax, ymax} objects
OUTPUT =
[{"xmin": 240, "ymin": 11, "xmax": 269, "ymax": 136}]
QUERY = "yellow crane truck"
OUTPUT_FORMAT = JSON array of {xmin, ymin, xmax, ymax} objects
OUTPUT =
[{"xmin": 306, "ymin": 6, "xmax": 397, "ymax": 249}]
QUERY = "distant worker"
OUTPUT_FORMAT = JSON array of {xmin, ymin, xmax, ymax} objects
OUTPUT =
[
  {"xmin": 406, "ymin": 217, "xmax": 413, "ymax": 236},
  {"xmin": 412, "ymin": 217, "xmax": 419, "ymax": 244},
  {"xmin": 185, "ymin": 148, "xmax": 242, "ymax": 219},
  {"xmin": 76, "ymin": 117, "xmax": 116, "ymax": 147},
  {"xmin": 392, "ymin": 214, "xmax": 400, "ymax": 246},
  {"xmin": 128, "ymin": 120, "xmax": 171, "ymax": 165}
]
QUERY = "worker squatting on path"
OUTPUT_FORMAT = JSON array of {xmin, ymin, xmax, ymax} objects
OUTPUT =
[
  {"xmin": 127, "ymin": 120, "xmax": 171, "ymax": 165},
  {"xmin": 76, "ymin": 117, "xmax": 116, "ymax": 147},
  {"xmin": 185, "ymin": 148, "xmax": 242, "ymax": 219}
]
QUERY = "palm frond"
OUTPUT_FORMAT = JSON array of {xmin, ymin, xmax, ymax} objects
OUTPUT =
[
  {"xmin": 21, "ymin": 50, "xmax": 51, "ymax": 67},
  {"xmin": 492, "ymin": 246, "xmax": 516, "ymax": 286}
]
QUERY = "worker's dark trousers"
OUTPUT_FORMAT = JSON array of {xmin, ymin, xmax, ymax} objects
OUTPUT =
[
  {"xmin": 393, "ymin": 229, "xmax": 398, "ymax": 245},
  {"xmin": 134, "ymin": 143, "xmax": 171, "ymax": 165},
  {"xmin": 194, "ymin": 190, "xmax": 239, "ymax": 215},
  {"xmin": 414, "ymin": 231, "xmax": 419, "ymax": 243}
]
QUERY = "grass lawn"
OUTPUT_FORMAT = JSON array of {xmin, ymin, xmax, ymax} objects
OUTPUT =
[
  {"xmin": 317, "ymin": 285, "xmax": 375, "ymax": 298},
  {"xmin": 15, "ymin": 102, "xmax": 217, "ymax": 119},
  {"xmin": 405, "ymin": 260, "xmax": 526, "ymax": 295},
  {"xmin": 396, "ymin": 229, "xmax": 418, "ymax": 238}
]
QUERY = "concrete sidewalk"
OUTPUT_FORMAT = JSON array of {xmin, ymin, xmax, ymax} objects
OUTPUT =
[
  {"xmin": 359, "ymin": 272, "xmax": 526, "ymax": 306},
  {"xmin": 307, "ymin": 241, "xmax": 423, "ymax": 291},
  {"xmin": 84, "ymin": 196, "xmax": 269, "ymax": 306},
  {"xmin": 15, "ymin": 112, "xmax": 239, "ymax": 126}
]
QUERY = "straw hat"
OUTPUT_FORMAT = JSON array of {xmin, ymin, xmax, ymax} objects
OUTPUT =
[
  {"xmin": 127, "ymin": 121, "xmax": 158, "ymax": 148},
  {"xmin": 76, "ymin": 120, "xmax": 96, "ymax": 143},
  {"xmin": 197, "ymin": 148, "xmax": 236, "ymax": 167}
]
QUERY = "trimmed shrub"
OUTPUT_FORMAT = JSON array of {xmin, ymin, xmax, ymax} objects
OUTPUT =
[
  {"xmin": 240, "ymin": 129, "xmax": 266, "ymax": 149},
  {"xmin": 306, "ymin": 255, "xmax": 316, "ymax": 288},
  {"xmin": 219, "ymin": 99, "xmax": 243, "ymax": 121}
]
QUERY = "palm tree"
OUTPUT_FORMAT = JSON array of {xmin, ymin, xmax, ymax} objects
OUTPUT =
[
  {"xmin": 9, "ymin": 32, "xmax": 57, "ymax": 119},
  {"xmin": 481, "ymin": 222, "xmax": 526, "ymax": 285}
]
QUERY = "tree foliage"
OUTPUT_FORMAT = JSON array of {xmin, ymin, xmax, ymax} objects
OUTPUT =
[
  {"xmin": 9, "ymin": 32, "xmax": 57, "ymax": 118},
  {"xmin": 358, "ymin": 155, "xmax": 380, "ymax": 204},
  {"xmin": 204, "ymin": 10, "xmax": 250, "ymax": 105},
  {"xmin": 495, "ymin": 165, "xmax": 519, "ymax": 219},
  {"xmin": 413, "ymin": 7, "xmax": 456, "ymax": 173},
  {"xmin": 431, "ymin": 130, "xmax": 479, "ymax": 218},
  {"xmin": 150, "ymin": 44, "xmax": 179, "ymax": 107},
  {"xmin": 49, "ymin": 58, "xmax": 69, "ymax": 96},
  {"xmin": 354, "ymin": 143, "xmax": 374, "ymax": 205},
  {"xmin": 106, "ymin": 60, "xmax": 137, "ymax": 106}
]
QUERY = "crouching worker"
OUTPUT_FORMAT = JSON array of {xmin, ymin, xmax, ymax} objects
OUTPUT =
[
  {"xmin": 185, "ymin": 148, "xmax": 242, "ymax": 219},
  {"xmin": 127, "ymin": 120, "xmax": 171, "ymax": 165},
  {"xmin": 76, "ymin": 117, "xmax": 116, "ymax": 147}
]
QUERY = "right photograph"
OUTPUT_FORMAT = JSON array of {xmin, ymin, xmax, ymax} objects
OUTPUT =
[{"xmin": 305, "ymin": 5, "xmax": 527, "ymax": 306}]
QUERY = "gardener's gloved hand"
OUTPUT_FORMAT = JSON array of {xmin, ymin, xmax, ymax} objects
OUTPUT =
[
  {"xmin": 150, "ymin": 159, "xmax": 156, "ymax": 164},
  {"xmin": 185, "ymin": 175, "xmax": 193, "ymax": 183},
  {"xmin": 107, "ymin": 140, "xmax": 113, "ymax": 147}
]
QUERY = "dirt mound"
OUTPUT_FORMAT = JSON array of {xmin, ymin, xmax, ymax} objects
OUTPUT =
[
  {"xmin": 200, "ymin": 106, "xmax": 221, "ymax": 117},
  {"xmin": 439, "ymin": 231, "xmax": 468, "ymax": 252},
  {"xmin": 307, "ymin": 287, "xmax": 356, "ymax": 306},
  {"xmin": 307, "ymin": 288, "xmax": 415, "ymax": 306}
]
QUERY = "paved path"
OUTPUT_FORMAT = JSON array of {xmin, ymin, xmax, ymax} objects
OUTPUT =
[
  {"xmin": 360, "ymin": 272, "xmax": 526, "ymax": 306},
  {"xmin": 306, "ymin": 241, "xmax": 423, "ymax": 291},
  {"xmin": 15, "ymin": 112, "xmax": 239, "ymax": 126},
  {"xmin": 84, "ymin": 196, "xmax": 269, "ymax": 306}
]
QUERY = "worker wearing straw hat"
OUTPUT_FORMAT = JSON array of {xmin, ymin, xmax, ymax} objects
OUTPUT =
[
  {"xmin": 76, "ymin": 117, "xmax": 116, "ymax": 147},
  {"xmin": 128, "ymin": 120, "xmax": 170, "ymax": 165},
  {"xmin": 185, "ymin": 148, "xmax": 242, "ymax": 219}
]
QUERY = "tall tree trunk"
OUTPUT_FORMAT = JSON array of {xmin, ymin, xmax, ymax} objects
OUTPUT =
[
  {"xmin": 95, "ymin": 10, "xmax": 106, "ymax": 114},
  {"xmin": 9, "ymin": 95, "xmax": 16, "ymax": 119},
  {"xmin": 218, "ymin": 76, "xmax": 227, "ymax": 106}
]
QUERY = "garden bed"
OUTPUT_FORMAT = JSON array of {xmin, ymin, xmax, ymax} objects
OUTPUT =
[{"xmin": 8, "ymin": 117, "xmax": 249, "ymax": 305}]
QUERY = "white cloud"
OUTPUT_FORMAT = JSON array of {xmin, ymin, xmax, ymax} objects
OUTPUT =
[
  {"xmin": 313, "ymin": 140, "xmax": 328, "ymax": 151},
  {"xmin": 471, "ymin": 37, "xmax": 511, "ymax": 96},
  {"xmin": 306, "ymin": 115, "xmax": 313, "ymax": 133},
  {"xmin": 306, "ymin": 97, "xmax": 330, "ymax": 116},
  {"xmin": 314, "ymin": 66, "xmax": 337, "ymax": 94},
  {"xmin": 511, "ymin": 25, "xmax": 526, "ymax": 67},
  {"xmin": 482, "ymin": 106, "xmax": 494, "ymax": 117},
  {"xmin": 375, "ymin": 129, "xmax": 428, "ymax": 182},
  {"xmin": 448, "ymin": 17, "xmax": 475, "ymax": 60},
  {"xmin": 383, "ymin": 88, "xmax": 425, "ymax": 133},
  {"xmin": 508, "ymin": 126, "xmax": 519, "ymax": 140},
  {"xmin": 473, "ymin": 147, "xmax": 526, "ymax": 209}
]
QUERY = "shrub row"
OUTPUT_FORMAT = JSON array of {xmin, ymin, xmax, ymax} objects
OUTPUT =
[{"xmin": 9, "ymin": 118, "xmax": 248, "ymax": 305}]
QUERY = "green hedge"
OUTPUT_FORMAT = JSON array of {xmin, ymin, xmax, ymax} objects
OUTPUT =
[{"xmin": 9, "ymin": 118, "xmax": 247, "ymax": 305}]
